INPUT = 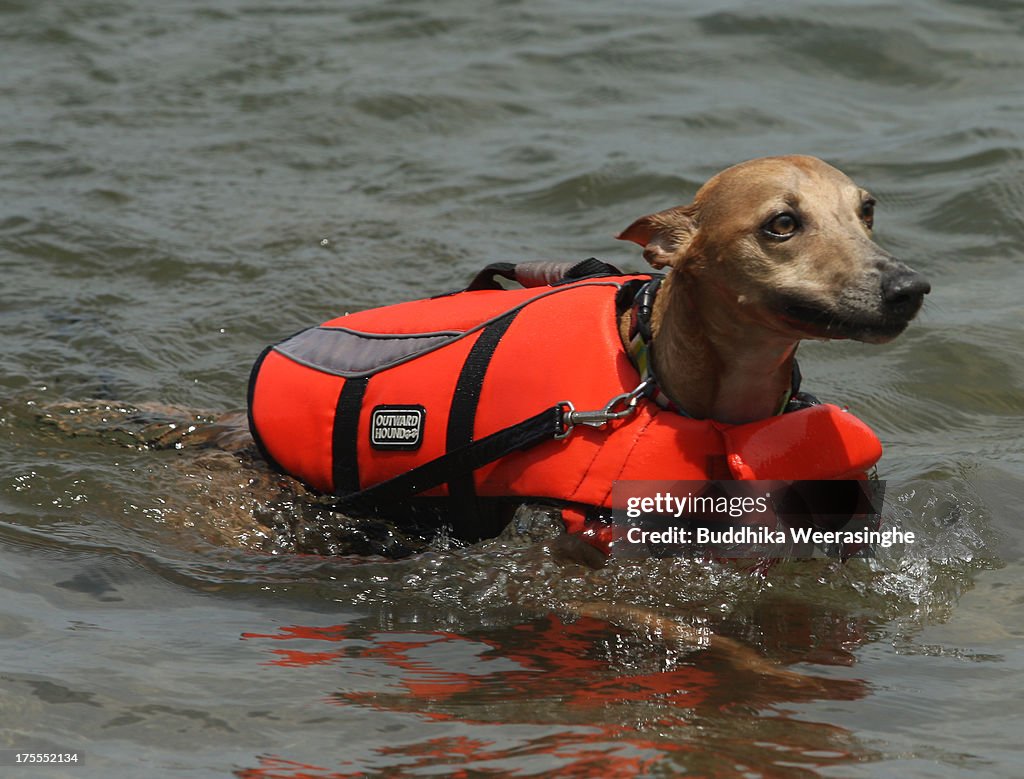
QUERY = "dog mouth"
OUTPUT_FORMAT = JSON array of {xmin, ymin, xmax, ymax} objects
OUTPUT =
[
  {"xmin": 780, "ymin": 300, "xmax": 913, "ymax": 342},
  {"xmin": 777, "ymin": 267, "xmax": 929, "ymax": 342}
]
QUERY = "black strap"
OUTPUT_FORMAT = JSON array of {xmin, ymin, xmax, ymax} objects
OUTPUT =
[
  {"xmin": 631, "ymin": 276, "xmax": 661, "ymax": 342},
  {"xmin": 554, "ymin": 257, "xmax": 625, "ymax": 283},
  {"xmin": 334, "ymin": 405, "xmax": 564, "ymax": 516},
  {"xmin": 445, "ymin": 310, "xmax": 520, "ymax": 538},
  {"xmin": 332, "ymin": 376, "xmax": 370, "ymax": 493},
  {"xmin": 466, "ymin": 262, "xmax": 517, "ymax": 291}
]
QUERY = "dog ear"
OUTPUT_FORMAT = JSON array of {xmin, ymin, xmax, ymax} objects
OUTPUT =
[{"xmin": 616, "ymin": 204, "xmax": 698, "ymax": 269}]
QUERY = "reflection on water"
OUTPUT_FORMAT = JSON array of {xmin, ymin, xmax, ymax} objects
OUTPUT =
[{"xmin": 237, "ymin": 614, "xmax": 869, "ymax": 778}]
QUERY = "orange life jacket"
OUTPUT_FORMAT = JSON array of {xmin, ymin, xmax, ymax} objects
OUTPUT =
[{"xmin": 248, "ymin": 262, "xmax": 882, "ymax": 539}]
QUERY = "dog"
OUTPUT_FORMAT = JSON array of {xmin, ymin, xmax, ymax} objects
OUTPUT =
[
  {"xmin": 616, "ymin": 154, "xmax": 929, "ymax": 425},
  {"xmin": 245, "ymin": 154, "xmax": 929, "ymax": 538},
  {"xmin": 59, "ymin": 155, "xmax": 925, "ymax": 538}
]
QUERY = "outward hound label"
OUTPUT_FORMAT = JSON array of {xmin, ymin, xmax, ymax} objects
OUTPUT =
[{"xmin": 370, "ymin": 405, "xmax": 425, "ymax": 450}]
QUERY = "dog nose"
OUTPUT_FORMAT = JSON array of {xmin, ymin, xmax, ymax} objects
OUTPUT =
[{"xmin": 882, "ymin": 269, "xmax": 931, "ymax": 317}]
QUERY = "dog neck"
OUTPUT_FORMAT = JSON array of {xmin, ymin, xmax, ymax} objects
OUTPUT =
[{"xmin": 648, "ymin": 272, "xmax": 798, "ymax": 425}]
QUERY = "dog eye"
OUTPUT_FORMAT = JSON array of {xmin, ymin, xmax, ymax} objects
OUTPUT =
[
  {"xmin": 861, "ymin": 199, "xmax": 876, "ymax": 229},
  {"xmin": 762, "ymin": 213, "xmax": 800, "ymax": 239}
]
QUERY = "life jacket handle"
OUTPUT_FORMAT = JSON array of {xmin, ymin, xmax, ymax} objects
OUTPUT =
[{"xmin": 466, "ymin": 258, "xmax": 625, "ymax": 291}]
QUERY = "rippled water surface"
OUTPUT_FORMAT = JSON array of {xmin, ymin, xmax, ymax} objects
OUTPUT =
[{"xmin": 3, "ymin": 1, "xmax": 1024, "ymax": 777}]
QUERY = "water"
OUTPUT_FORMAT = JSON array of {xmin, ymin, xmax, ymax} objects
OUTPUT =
[{"xmin": 2, "ymin": 0, "xmax": 1023, "ymax": 776}]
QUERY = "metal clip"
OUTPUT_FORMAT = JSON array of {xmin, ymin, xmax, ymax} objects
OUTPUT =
[{"xmin": 555, "ymin": 380, "xmax": 651, "ymax": 440}]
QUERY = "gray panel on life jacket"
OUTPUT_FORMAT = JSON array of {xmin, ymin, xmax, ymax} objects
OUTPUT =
[{"xmin": 275, "ymin": 326, "xmax": 463, "ymax": 378}]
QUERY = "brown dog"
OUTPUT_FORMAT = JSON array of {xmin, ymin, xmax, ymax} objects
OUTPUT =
[{"xmin": 617, "ymin": 155, "xmax": 930, "ymax": 424}]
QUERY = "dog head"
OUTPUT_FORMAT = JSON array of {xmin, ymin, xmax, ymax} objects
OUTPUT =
[{"xmin": 617, "ymin": 155, "xmax": 930, "ymax": 343}]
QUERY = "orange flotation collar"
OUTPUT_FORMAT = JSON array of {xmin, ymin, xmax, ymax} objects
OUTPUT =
[{"xmin": 248, "ymin": 261, "xmax": 882, "ymax": 540}]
